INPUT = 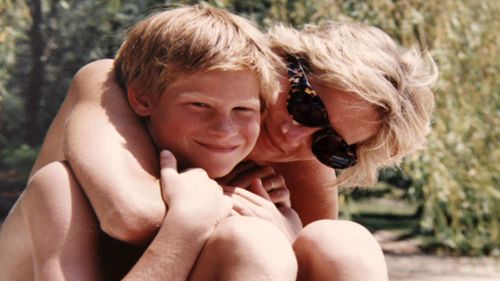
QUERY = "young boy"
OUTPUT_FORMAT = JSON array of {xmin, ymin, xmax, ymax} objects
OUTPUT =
[{"xmin": 0, "ymin": 5, "xmax": 298, "ymax": 281}]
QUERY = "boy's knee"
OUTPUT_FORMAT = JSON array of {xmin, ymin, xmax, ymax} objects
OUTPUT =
[
  {"xmin": 27, "ymin": 161, "xmax": 74, "ymax": 192},
  {"xmin": 209, "ymin": 216, "xmax": 297, "ymax": 275},
  {"xmin": 22, "ymin": 161, "xmax": 78, "ymax": 223},
  {"xmin": 299, "ymin": 220, "xmax": 375, "ymax": 247},
  {"xmin": 213, "ymin": 216, "xmax": 291, "ymax": 252},
  {"xmin": 296, "ymin": 219, "xmax": 382, "ymax": 259},
  {"xmin": 294, "ymin": 220, "xmax": 387, "ymax": 280}
]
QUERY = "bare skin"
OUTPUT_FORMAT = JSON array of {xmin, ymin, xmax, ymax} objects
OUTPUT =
[
  {"xmin": 1, "ymin": 154, "xmax": 298, "ymax": 281},
  {"xmin": 0, "ymin": 63, "xmax": 302, "ymax": 281},
  {"xmin": 31, "ymin": 59, "xmax": 340, "ymax": 239},
  {"xmin": 0, "ymin": 59, "xmax": 388, "ymax": 281},
  {"xmin": 124, "ymin": 151, "xmax": 298, "ymax": 281}
]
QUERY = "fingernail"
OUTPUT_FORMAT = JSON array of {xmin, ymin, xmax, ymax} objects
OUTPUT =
[{"xmin": 160, "ymin": 150, "xmax": 172, "ymax": 159}]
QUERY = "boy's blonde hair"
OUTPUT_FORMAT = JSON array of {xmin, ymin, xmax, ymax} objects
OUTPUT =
[
  {"xmin": 115, "ymin": 4, "xmax": 282, "ymax": 107},
  {"xmin": 268, "ymin": 22, "xmax": 438, "ymax": 188}
]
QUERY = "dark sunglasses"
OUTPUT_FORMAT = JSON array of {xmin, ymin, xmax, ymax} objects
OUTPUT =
[{"xmin": 286, "ymin": 57, "xmax": 357, "ymax": 169}]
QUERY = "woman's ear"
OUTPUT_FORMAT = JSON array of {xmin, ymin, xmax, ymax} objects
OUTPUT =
[{"xmin": 127, "ymin": 83, "xmax": 152, "ymax": 117}]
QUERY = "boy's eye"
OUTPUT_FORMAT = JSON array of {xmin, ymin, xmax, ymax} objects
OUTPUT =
[
  {"xmin": 189, "ymin": 102, "xmax": 209, "ymax": 108},
  {"xmin": 234, "ymin": 107, "xmax": 255, "ymax": 112}
]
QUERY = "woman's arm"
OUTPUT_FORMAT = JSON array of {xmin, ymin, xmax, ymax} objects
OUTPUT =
[
  {"xmin": 64, "ymin": 59, "xmax": 165, "ymax": 244},
  {"xmin": 272, "ymin": 159, "xmax": 339, "ymax": 225},
  {"xmin": 219, "ymin": 159, "xmax": 335, "ymax": 231}
]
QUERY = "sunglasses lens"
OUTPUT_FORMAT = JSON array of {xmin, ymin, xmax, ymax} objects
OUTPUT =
[
  {"xmin": 312, "ymin": 129, "xmax": 357, "ymax": 169},
  {"xmin": 287, "ymin": 94, "xmax": 329, "ymax": 127},
  {"xmin": 287, "ymin": 58, "xmax": 357, "ymax": 169}
]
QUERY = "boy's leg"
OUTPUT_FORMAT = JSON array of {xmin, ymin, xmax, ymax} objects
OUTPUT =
[
  {"xmin": 0, "ymin": 199, "xmax": 34, "ymax": 280},
  {"xmin": 188, "ymin": 216, "xmax": 297, "ymax": 281},
  {"xmin": 294, "ymin": 220, "xmax": 388, "ymax": 281},
  {"xmin": 22, "ymin": 161, "xmax": 103, "ymax": 281}
]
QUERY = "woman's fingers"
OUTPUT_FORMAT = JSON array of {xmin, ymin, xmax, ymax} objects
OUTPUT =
[
  {"xmin": 249, "ymin": 178, "xmax": 272, "ymax": 201},
  {"xmin": 230, "ymin": 193, "xmax": 258, "ymax": 217},
  {"xmin": 268, "ymin": 188, "xmax": 291, "ymax": 208},
  {"xmin": 219, "ymin": 162, "xmax": 275, "ymax": 189},
  {"xmin": 259, "ymin": 175, "xmax": 291, "ymax": 207},
  {"xmin": 259, "ymin": 174, "xmax": 284, "ymax": 192},
  {"xmin": 233, "ymin": 186, "xmax": 270, "ymax": 207},
  {"xmin": 217, "ymin": 161, "xmax": 257, "ymax": 185}
]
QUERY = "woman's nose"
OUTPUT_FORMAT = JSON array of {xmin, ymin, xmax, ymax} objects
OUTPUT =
[{"xmin": 280, "ymin": 122, "xmax": 321, "ymax": 148}]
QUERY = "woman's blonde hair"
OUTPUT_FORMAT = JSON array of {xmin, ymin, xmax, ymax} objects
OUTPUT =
[
  {"xmin": 268, "ymin": 22, "xmax": 438, "ymax": 188},
  {"xmin": 115, "ymin": 4, "xmax": 283, "ymax": 107}
]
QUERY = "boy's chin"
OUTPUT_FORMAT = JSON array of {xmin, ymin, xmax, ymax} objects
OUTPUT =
[
  {"xmin": 206, "ymin": 167, "xmax": 232, "ymax": 179},
  {"xmin": 180, "ymin": 158, "xmax": 240, "ymax": 179}
]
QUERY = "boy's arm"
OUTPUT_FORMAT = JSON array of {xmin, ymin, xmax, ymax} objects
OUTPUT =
[
  {"xmin": 272, "ymin": 159, "xmax": 339, "ymax": 225},
  {"xmin": 122, "ymin": 209, "xmax": 214, "ymax": 280},
  {"xmin": 123, "ymin": 151, "xmax": 233, "ymax": 281},
  {"xmin": 64, "ymin": 59, "xmax": 165, "ymax": 244}
]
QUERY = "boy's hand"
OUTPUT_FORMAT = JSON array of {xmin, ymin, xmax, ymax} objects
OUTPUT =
[{"xmin": 159, "ymin": 150, "xmax": 233, "ymax": 229}]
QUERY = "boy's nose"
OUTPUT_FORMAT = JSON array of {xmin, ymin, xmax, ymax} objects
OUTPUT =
[
  {"xmin": 209, "ymin": 115, "xmax": 238, "ymax": 137},
  {"xmin": 280, "ymin": 122, "xmax": 321, "ymax": 148}
]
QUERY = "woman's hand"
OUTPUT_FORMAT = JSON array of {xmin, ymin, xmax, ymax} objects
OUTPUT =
[
  {"xmin": 219, "ymin": 161, "xmax": 291, "ymax": 207},
  {"xmin": 224, "ymin": 181, "xmax": 302, "ymax": 242},
  {"xmin": 220, "ymin": 161, "xmax": 303, "ymax": 242}
]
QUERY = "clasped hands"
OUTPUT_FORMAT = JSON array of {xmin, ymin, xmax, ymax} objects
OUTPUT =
[{"xmin": 160, "ymin": 150, "xmax": 303, "ymax": 243}]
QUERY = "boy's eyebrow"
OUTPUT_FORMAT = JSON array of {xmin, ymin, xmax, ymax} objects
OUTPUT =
[
  {"xmin": 176, "ymin": 91, "xmax": 212, "ymax": 97},
  {"xmin": 177, "ymin": 92, "xmax": 260, "ymax": 104},
  {"xmin": 175, "ymin": 92, "xmax": 223, "ymax": 101}
]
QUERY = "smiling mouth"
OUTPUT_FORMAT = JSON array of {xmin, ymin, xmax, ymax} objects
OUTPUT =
[{"xmin": 196, "ymin": 141, "xmax": 239, "ymax": 153}]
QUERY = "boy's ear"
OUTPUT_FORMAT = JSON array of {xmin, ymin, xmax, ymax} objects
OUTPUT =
[{"xmin": 127, "ymin": 83, "xmax": 152, "ymax": 117}]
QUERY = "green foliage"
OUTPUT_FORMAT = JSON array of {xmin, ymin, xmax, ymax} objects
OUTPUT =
[
  {"xmin": 3, "ymin": 0, "xmax": 167, "ymax": 146},
  {"xmin": 0, "ymin": 0, "xmax": 30, "ymax": 85},
  {"xmin": 0, "ymin": 0, "xmax": 30, "ymax": 145},
  {"xmin": 0, "ymin": 144, "xmax": 38, "ymax": 176},
  {"xmin": 402, "ymin": 0, "xmax": 500, "ymax": 255}
]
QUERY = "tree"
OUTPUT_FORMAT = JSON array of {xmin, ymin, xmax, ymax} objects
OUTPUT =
[
  {"xmin": 0, "ymin": 0, "xmax": 30, "ymax": 149},
  {"xmin": 24, "ymin": 0, "xmax": 45, "ymax": 145}
]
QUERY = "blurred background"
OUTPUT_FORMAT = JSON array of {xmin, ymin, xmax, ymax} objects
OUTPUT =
[{"xmin": 1, "ymin": 0, "xmax": 499, "ymax": 279}]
